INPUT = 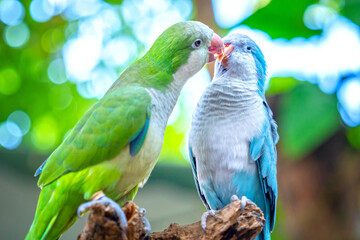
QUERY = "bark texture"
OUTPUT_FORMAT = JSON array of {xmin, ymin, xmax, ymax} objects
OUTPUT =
[{"xmin": 78, "ymin": 200, "xmax": 265, "ymax": 240}]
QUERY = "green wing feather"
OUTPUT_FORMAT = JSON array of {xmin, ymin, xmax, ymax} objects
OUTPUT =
[{"xmin": 37, "ymin": 86, "xmax": 152, "ymax": 187}]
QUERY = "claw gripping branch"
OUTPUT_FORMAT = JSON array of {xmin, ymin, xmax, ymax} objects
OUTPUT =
[{"xmin": 78, "ymin": 199, "xmax": 265, "ymax": 240}]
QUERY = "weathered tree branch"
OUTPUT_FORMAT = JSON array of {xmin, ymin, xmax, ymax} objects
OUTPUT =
[{"xmin": 78, "ymin": 200, "xmax": 265, "ymax": 240}]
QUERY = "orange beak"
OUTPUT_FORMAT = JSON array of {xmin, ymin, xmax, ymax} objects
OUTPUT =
[
  {"xmin": 208, "ymin": 33, "xmax": 224, "ymax": 63},
  {"xmin": 218, "ymin": 44, "xmax": 234, "ymax": 68}
]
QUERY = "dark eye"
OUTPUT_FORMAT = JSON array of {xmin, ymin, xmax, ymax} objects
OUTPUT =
[
  {"xmin": 192, "ymin": 39, "xmax": 202, "ymax": 48},
  {"xmin": 246, "ymin": 46, "xmax": 251, "ymax": 51}
]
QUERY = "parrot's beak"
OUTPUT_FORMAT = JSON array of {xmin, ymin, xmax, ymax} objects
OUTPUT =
[
  {"xmin": 218, "ymin": 43, "xmax": 234, "ymax": 68},
  {"xmin": 208, "ymin": 33, "xmax": 224, "ymax": 63}
]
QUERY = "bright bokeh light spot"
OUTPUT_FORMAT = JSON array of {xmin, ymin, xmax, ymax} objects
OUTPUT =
[
  {"xmin": 212, "ymin": 0, "xmax": 255, "ymax": 28},
  {"xmin": 63, "ymin": 0, "xmax": 102, "ymax": 20},
  {"xmin": 4, "ymin": 22, "xmax": 30, "ymax": 48},
  {"xmin": 30, "ymin": 0, "xmax": 55, "ymax": 22},
  {"xmin": 338, "ymin": 79, "xmax": 360, "ymax": 113},
  {"xmin": 337, "ymin": 77, "xmax": 360, "ymax": 126},
  {"xmin": 339, "ymin": 107, "xmax": 357, "ymax": 127},
  {"xmin": 0, "ymin": 121, "xmax": 22, "ymax": 150},
  {"xmin": 30, "ymin": 0, "xmax": 69, "ymax": 22},
  {"xmin": 98, "ymin": 7, "xmax": 122, "ymax": 40},
  {"xmin": 64, "ymin": 21, "xmax": 78, "ymax": 39},
  {"xmin": 48, "ymin": 0, "xmax": 69, "ymax": 15},
  {"xmin": 8, "ymin": 110, "xmax": 31, "ymax": 135},
  {"xmin": 173, "ymin": 0, "xmax": 192, "ymax": 19},
  {"xmin": 89, "ymin": 67, "xmax": 117, "ymax": 98},
  {"xmin": 122, "ymin": 0, "xmax": 192, "ymax": 48},
  {"xmin": 76, "ymin": 82, "xmax": 93, "ymax": 99},
  {"xmin": 131, "ymin": 18, "xmax": 157, "ymax": 47},
  {"xmin": 102, "ymin": 37, "xmax": 137, "ymax": 68},
  {"xmin": 0, "ymin": 67, "xmax": 21, "ymax": 95},
  {"xmin": 48, "ymin": 58, "xmax": 67, "ymax": 84},
  {"xmin": 76, "ymin": 67, "xmax": 116, "ymax": 99},
  {"xmin": 120, "ymin": 0, "xmax": 144, "ymax": 23},
  {"xmin": 303, "ymin": 4, "xmax": 337, "ymax": 30},
  {"xmin": 63, "ymin": 35, "xmax": 102, "ymax": 81},
  {"xmin": 6, "ymin": 121, "xmax": 22, "ymax": 137},
  {"xmin": 0, "ymin": 0, "xmax": 25, "ymax": 25},
  {"xmin": 133, "ymin": 12, "xmax": 182, "ymax": 48},
  {"xmin": 78, "ymin": 7, "xmax": 121, "ymax": 43},
  {"xmin": 31, "ymin": 115, "xmax": 59, "ymax": 151}
]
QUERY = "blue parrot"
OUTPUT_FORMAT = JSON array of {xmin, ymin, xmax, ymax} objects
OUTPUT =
[{"xmin": 188, "ymin": 32, "xmax": 279, "ymax": 240}]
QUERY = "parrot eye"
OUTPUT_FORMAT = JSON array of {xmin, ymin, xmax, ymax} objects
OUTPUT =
[
  {"xmin": 246, "ymin": 46, "xmax": 252, "ymax": 51},
  {"xmin": 192, "ymin": 39, "xmax": 202, "ymax": 48}
]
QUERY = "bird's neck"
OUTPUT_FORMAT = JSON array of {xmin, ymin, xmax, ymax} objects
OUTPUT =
[
  {"xmin": 213, "ymin": 75, "xmax": 260, "ymax": 93},
  {"xmin": 146, "ymin": 63, "xmax": 193, "ymax": 130},
  {"xmin": 108, "ymin": 55, "xmax": 175, "ymax": 93},
  {"xmin": 146, "ymin": 49, "xmax": 204, "ymax": 129},
  {"xmin": 194, "ymin": 78, "xmax": 264, "ymax": 121},
  {"xmin": 214, "ymin": 60, "xmax": 263, "ymax": 91}
]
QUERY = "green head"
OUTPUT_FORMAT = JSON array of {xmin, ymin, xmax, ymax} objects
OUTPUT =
[
  {"xmin": 116, "ymin": 21, "xmax": 223, "ymax": 91},
  {"xmin": 147, "ymin": 21, "xmax": 223, "ymax": 75}
]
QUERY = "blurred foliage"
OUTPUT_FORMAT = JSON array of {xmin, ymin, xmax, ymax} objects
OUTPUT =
[
  {"xmin": 243, "ymin": 0, "xmax": 321, "ymax": 39},
  {"xmin": 342, "ymin": 0, "xmax": 360, "ymax": 25},
  {"xmin": 267, "ymin": 77, "xmax": 298, "ymax": 95},
  {"xmin": 346, "ymin": 125, "xmax": 360, "ymax": 149},
  {"xmin": 0, "ymin": 4, "xmax": 94, "ymax": 152},
  {"xmin": 278, "ymin": 82, "xmax": 340, "ymax": 159}
]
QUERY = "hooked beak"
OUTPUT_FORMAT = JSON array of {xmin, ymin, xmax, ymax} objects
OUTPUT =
[
  {"xmin": 218, "ymin": 43, "xmax": 234, "ymax": 68},
  {"xmin": 208, "ymin": 33, "xmax": 224, "ymax": 63}
]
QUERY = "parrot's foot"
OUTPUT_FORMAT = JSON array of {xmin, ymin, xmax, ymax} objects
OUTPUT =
[
  {"xmin": 201, "ymin": 209, "xmax": 216, "ymax": 231},
  {"xmin": 77, "ymin": 195, "xmax": 128, "ymax": 233},
  {"xmin": 230, "ymin": 194, "xmax": 240, "ymax": 202},
  {"xmin": 139, "ymin": 208, "xmax": 151, "ymax": 237},
  {"xmin": 231, "ymin": 195, "xmax": 255, "ymax": 213}
]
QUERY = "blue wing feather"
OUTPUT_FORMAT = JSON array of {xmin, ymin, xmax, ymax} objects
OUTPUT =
[
  {"xmin": 189, "ymin": 145, "xmax": 211, "ymax": 210},
  {"xmin": 250, "ymin": 100, "xmax": 278, "ymax": 232},
  {"xmin": 250, "ymin": 134, "xmax": 265, "ymax": 162},
  {"xmin": 34, "ymin": 159, "xmax": 48, "ymax": 176},
  {"xmin": 129, "ymin": 118, "xmax": 150, "ymax": 157}
]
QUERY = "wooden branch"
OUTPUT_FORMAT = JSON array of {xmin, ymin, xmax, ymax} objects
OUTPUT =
[{"xmin": 78, "ymin": 200, "xmax": 265, "ymax": 240}]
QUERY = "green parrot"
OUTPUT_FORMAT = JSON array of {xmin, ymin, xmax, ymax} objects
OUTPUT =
[{"xmin": 25, "ymin": 21, "xmax": 223, "ymax": 240}]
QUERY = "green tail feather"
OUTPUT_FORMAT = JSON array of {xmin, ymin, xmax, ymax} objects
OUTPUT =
[
  {"xmin": 25, "ymin": 181, "xmax": 84, "ymax": 240},
  {"xmin": 26, "ymin": 161, "xmax": 135, "ymax": 239}
]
